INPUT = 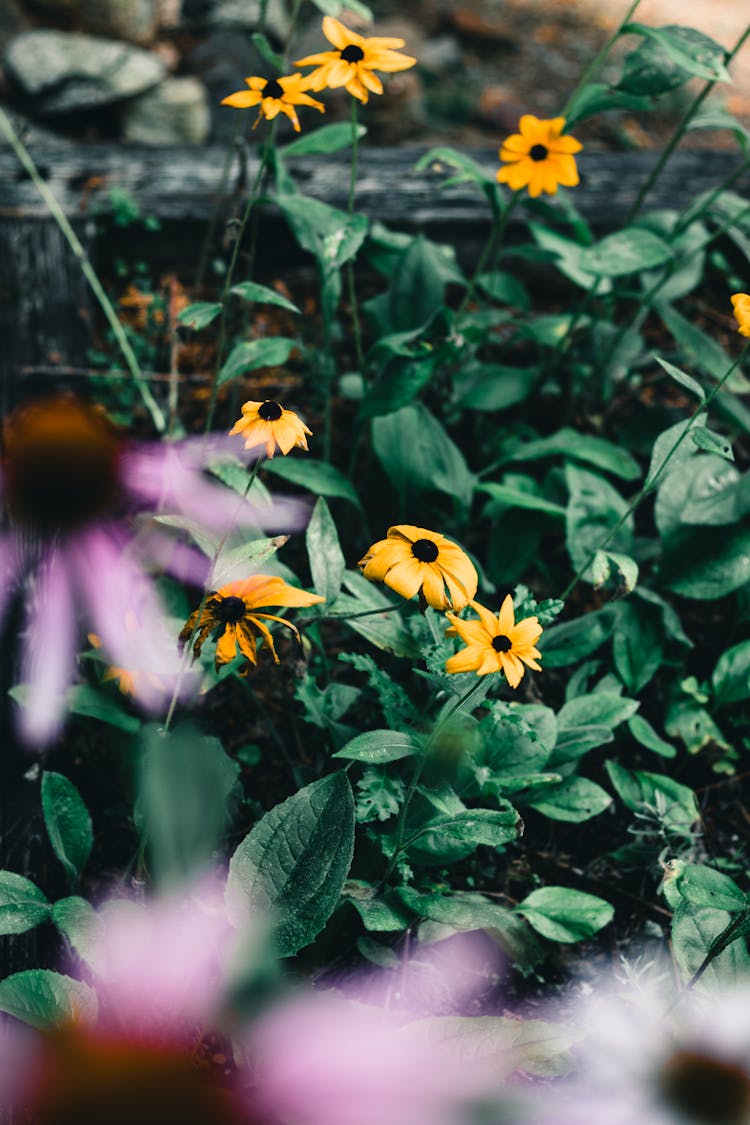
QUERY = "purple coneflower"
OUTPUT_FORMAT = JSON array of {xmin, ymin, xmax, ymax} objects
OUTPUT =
[{"xmin": 0, "ymin": 395, "xmax": 305, "ymax": 745}]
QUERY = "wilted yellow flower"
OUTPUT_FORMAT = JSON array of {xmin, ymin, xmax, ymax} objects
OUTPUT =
[
  {"xmin": 230, "ymin": 399, "xmax": 312, "ymax": 458},
  {"xmin": 497, "ymin": 115, "xmax": 582, "ymax": 197},
  {"xmin": 180, "ymin": 575, "xmax": 324, "ymax": 673},
  {"xmin": 359, "ymin": 525, "xmax": 477, "ymax": 611},
  {"xmin": 731, "ymin": 293, "xmax": 750, "ymax": 337},
  {"xmin": 445, "ymin": 596, "xmax": 542, "ymax": 687},
  {"xmin": 221, "ymin": 73, "xmax": 324, "ymax": 132},
  {"xmin": 295, "ymin": 16, "xmax": 416, "ymax": 104}
]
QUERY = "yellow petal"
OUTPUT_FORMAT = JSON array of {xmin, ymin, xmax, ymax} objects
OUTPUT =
[
  {"xmin": 221, "ymin": 90, "xmax": 261, "ymax": 108},
  {"xmin": 421, "ymin": 566, "xmax": 448, "ymax": 609},
  {"xmin": 215, "ymin": 625, "xmax": 239, "ymax": 667},
  {"xmin": 497, "ymin": 595, "xmax": 515, "ymax": 635},
  {"xmin": 445, "ymin": 646, "xmax": 485, "ymax": 674},
  {"xmin": 383, "ymin": 558, "xmax": 424, "ymax": 601}
]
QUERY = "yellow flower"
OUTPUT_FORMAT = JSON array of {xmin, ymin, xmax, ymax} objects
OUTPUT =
[
  {"xmin": 230, "ymin": 399, "xmax": 312, "ymax": 458},
  {"xmin": 497, "ymin": 115, "xmax": 582, "ymax": 198},
  {"xmin": 295, "ymin": 16, "xmax": 416, "ymax": 104},
  {"xmin": 731, "ymin": 293, "xmax": 750, "ymax": 338},
  {"xmin": 87, "ymin": 611, "xmax": 166, "ymax": 698},
  {"xmin": 445, "ymin": 596, "xmax": 542, "ymax": 687},
  {"xmin": 180, "ymin": 575, "xmax": 324, "ymax": 673},
  {"xmin": 221, "ymin": 73, "xmax": 324, "ymax": 132},
  {"xmin": 359, "ymin": 525, "xmax": 478, "ymax": 611}
]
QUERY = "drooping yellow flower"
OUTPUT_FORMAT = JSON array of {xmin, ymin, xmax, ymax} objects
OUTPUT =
[
  {"xmin": 295, "ymin": 16, "xmax": 416, "ymax": 104},
  {"xmin": 221, "ymin": 73, "xmax": 324, "ymax": 132},
  {"xmin": 230, "ymin": 400, "xmax": 312, "ymax": 459},
  {"xmin": 180, "ymin": 575, "xmax": 324, "ymax": 673},
  {"xmin": 445, "ymin": 596, "xmax": 542, "ymax": 687},
  {"xmin": 731, "ymin": 293, "xmax": 750, "ymax": 338},
  {"xmin": 359, "ymin": 525, "xmax": 477, "ymax": 611},
  {"xmin": 497, "ymin": 115, "xmax": 582, "ymax": 198}
]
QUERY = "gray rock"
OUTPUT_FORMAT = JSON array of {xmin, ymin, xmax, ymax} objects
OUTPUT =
[
  {"xmin": 122, "ymin": 76, "xmax": 211, "ymax": 144},
  {"xmin": 182, "ymin": 0, "xmax": 288, "ymax": 41},
  {"xmin": 4, "ymin": 30, "xmax": 166, "ymax": 115},
  {"xmin": 21, "ymin": 0, "xmax": 159, "ymax": 44}
]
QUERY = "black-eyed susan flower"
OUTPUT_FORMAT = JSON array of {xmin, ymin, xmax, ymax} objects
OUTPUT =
[
  {"xmin": 229, "ymin": 400, "xmax": 312, "ymax": 459},
  {"xmin": 180, "ymin": 575, "xmax": 324, "ymax": 673},
  {"xmin": 359, "ymin": 525, "xmax": 477, "ymax": 611},
  {"xmin": 445, "ymin": 596, "xmax": 542, "ymax": 687},
  {"xmin": 294, "ymin": 17, "xmax": 416, "ymax": 104},
  {"xmin": 497, "ymin": 115, "xmax": 582, "ymax": 198},
  {"xmin": 731, "ymin": 293, "xmax": 750, "ymax": 337},
  {"xmin": 221, "ymin": 73, "xmax": 324, "ymax": 132}
]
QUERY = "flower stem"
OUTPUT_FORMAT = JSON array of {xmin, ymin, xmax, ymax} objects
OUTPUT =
[
  {"xmin": 560, "ymin": 340, "xmax": 750, "ymax": 603},
  {"xmin": 560, "ymin": 0, "xmax": 643, "ymax": 118},
  {"xmin": 0, "ymin": 107, "xmax": 166, "ymax": 434},
  {"xmin": 346, "ymin": 98, "xmax": 365, "ymax": 372},
  {"xmin": 624, "ymin": 22, "xmax": 750, "ymax": 225},
  {"xmin": 381, "ymin": 678, "xmax": 487, "ymax": 885},
  {"xmin": 457, "ymin": 190, "xmax": 519, "ymax": 317}
]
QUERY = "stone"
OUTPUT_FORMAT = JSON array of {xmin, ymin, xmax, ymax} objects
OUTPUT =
[
  {"xmin": 181, "ymin": 0, "xmax": 288, "ymax": 41},
  {"xmin": 4, "ymin": 30, "xmax": 166, "ymax": 116},
  {"xmin": 121, "ymin": 76, "xmax": 211, "ymax": 144},
  {"xmin": 22, "ymin": 0, "xmax": 159, "ymax": 44}
]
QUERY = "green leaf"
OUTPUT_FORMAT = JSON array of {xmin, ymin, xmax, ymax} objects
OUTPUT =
[
  {"xmin": 558, "ymin": 692, "xmax": 638, "ymax": 731},
  {"xmin": 66, "ymin": 683, "xmax": 141, "ymax": 734},
  {"xmin": 478, "ymin": 482, "xmax": 566, "ymax": 519},
  {"xmin": 336, "ymin": 570, "xmax": 421, "ymax": 659},
  {"xmin": 655, "ymin": 355, "xmax": 705, "ymax": 402},
  {"xmin": 359, "ymin": 357, "xmax": 437, "ymax": 419},
  {"xmin": 516, "ymin": 887, "xmax": 614, "ymax": 943},
  {"xmin": 663, "ymin": 525, "xmax": 750, "ymax": 599},
  {"xmin": 565, "ymin": 81, "xmax": 652, "ymax": 126},
  {"xmin": 138, "ymin": 723, "xmax": 239, "ymax": 884},
  {"xmin": 415, "ymin": 146, "xmax": 496, "ymax": 190},
  {"xmin": 211, "ymin": 534, "xmax": 289, "ymax": 588},
  {"xmin": 565, "ymin": 465, "xmax": 633, "ymax": 578},
  {"xmin": 509, "ymin": 428, "xmax": 640, "ymax": 480},
  {"xmin": 372, "ymin": 404, "xmax": 475, "ymax": 507},
  {"xmin": 41, "ymin": 772, "xmax": 93, "ymax": 883},
  {"xmin": 712, "ymin": 640, "xmax": 750, "ymax": 706},
  {"xmin": 226, "ymin": 773, "xmax": 355, "ymax": 956},
  {"xmin": 618, "ymin": 25, "xmax": 727, "ymax": 94},
  {"xmin": 306, "ymin": 497, "xmax": 345, "ymax": 604},
  {"xmin": 395, "ymin": 889, "xmax": 541, "ymax": 963},
  {"xmin": 591, "ymin": 550, "xmax": 639, "ymax": 593},
  {"xmin": 627, "ymin": 714, "xmax": 676, "ymax": 758},
  {"xmin": 333, "ymin": 728, "xmax": 420, "ymax": 764},
  {"xmin": 52, "ymin": 897, "xmax": 105, "ymax": 974},
  {"xmin": 455, "ymin": 365, "xmax": 539, "ymax": 412},
  {"xmin": 537, "ymin": 608, "xmax": 616, "ymax": 668},
  {"xmin": 606, "ymin": 761, "xmax": 698, "ymax": 833},
  {"xmin": 308, "ymin": 0, "xmax": 372, "ymax": 19},
  {"xmin": 530, "ymin": 225, "xmax": 612, "ymax": 294},
  {"xmin": 344, "ymin": 882, "xmax": 411, "ymax": 932},
  {"xmin": 478, "ymin": 703, "xmax": 556, "ymax": 778},
  {"xmin": 282, "ymin": 121, "xmax": 366, "ymax": 157},
  {"xmin": 177, "ymin": 301, "xmax": 222, "ymax": 330},
  {"xmin": 657, "ymin": 305, "xmax": 731, "ymax": 381},
  {"xmin": 217, "ymin": 337, "xmax": 298, "ymax": 387},
  {"xmin": 0, "ymin": 871, "xmax": 49, "ymax": 935},
  {"xmin": 691, "ymin": 428, "xmax": 734, "ymax": 461},
  {"xmin": 264, "ymin": 456, "xmax": 361, "ymax": 507},
  {"xmin": 409, "ymin": 805, "xmax": 521, "ymax": 849},
  {"xmin": 647, "ymin": 414, "xmax": 705, "ymax": 490},
  {"xmin": 251, "ymin": 31, "xmax": 284, "ymax": 70},
  {"xmin": 387, "ymin": 236, "xmax": 448, "ymax": 333},
  {"xmin": 622, "ymin": 23, "xmax": 730, "ymax": 84},
  {"xmin": 678, "ymin": 864, "xmax": 746, "ymax": 913},
  {"xmin": 229, "ymin": 281, "xmax": 300, "ymax": 313},
  {"xmin": 477, "ymin": 271, "xmax": 530, "ymax": 308},
  {"xmin": 0, "ymin": 970, "xmax": 97, "ymax": 1030},
  {"xmin": 579, "ymin": 227, "xmax": 673, "ymax": 276},
  {"xmin": 526, "ymin": 776, "xmax": 612, "ymax": 823},
  {"xmin": 613, "ymin": 599, "xmax": 664, "ymax": 692},
  {"xmin": 671, "ymin": 902, "xmax": 750, "ymax": 987},
  {"xmin": 275, "ymin": 194, "xmax": 368, "ymax": 275}
]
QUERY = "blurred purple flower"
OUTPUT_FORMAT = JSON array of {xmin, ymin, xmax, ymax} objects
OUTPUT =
[
  {"xmin": 0, "ymin": 882, "xmax": 512, "ymax": 1125},
  {"xmin": 0, "ymin": 395, "xmax": 306, "ymax": 745}
]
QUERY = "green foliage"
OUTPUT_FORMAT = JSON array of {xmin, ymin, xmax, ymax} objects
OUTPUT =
[
  {"xmin": 0, "ymin": 872, "xmax": 50, "ymax": 935},
  {"xmin": 0, "ymin": 970, "xmax": 98, "ymax": 1030},
  {"xmin": 41, "ymin": 772, "xmax": 93, "ymax": 885}
]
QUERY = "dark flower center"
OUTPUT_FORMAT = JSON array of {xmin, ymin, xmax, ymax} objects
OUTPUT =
[
  {"xmin": 492, "ymin": 634, "xmax": 512, "ymax": 652},
  {"xmin": 411, "ymin": 538, "xmax": 439, "ymax": 563},
  {"xmin": 31, "ymin": 1031, "xmax": 251, "ymax": 1125},
  {"xmin": 3, "ymin": 396, "xmax": 122, "ymax": 535},
  {"xmin": 262, "ymin": 79, "xmax": 284, "ymax": 99},
  {"xmin": 340, "ymin": 44, "xmax": 365, "ymax": 62},
  {"xmin": 529, "ymin": 143, "xmax": 548, "ymax": 162},
  {"xmin": 659, "ymin": 1049, "xmax": 750, "ymax": 1125},
  {"xmin": 215, "ymin": 596, "xmax": 247, "ymax": 624},
  {"xmin": 258, "ymin": 400, "xmax": 283, "ymax": 421}
]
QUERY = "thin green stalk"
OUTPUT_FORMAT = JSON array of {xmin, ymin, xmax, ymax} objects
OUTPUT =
[
  {"xmin": 561, "ymin": 0, "xmax": 643, "ymax": 117},
  {"xmin": 162, "ymin": 459, "xmax": 263, "ymax": 731},
  {"xmin": 381, "ymin": 678, "xmax": 486, "ymax": 885},
  {"xmin": 625, "ymin": 23, "xmax": 750, "ymax": 225},
  {"xmin": 560, "ymin": 340, "xmax": 750, "ymax": 603},
  {"xmin": 0, "ymin": 108, "xmax": 166, "ymax": 433},
  {"xmin": 346, "ymin": 98, "xmax": 365, "ymax": 371},
  {"xmin": 203, "ymin": 136, "xmax": 275, "ymax": 434},
  {"xmin": 457, "ymin": 191, "xmax": 519, "ymax": 317}
]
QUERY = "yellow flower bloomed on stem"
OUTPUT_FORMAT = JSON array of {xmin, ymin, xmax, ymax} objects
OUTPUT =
[
  {"xmin": 230, "ymin": 399, "xmax": 312, "ymax": 459},
  {"xmin": 497, "ymin": 115, "xmax": 582, "ymax": 198},
  {"xmin": 359, "ymin": 525, "xmax": 478, "ymax": 611},
  {"xmin": 295, "ymin": 16, "xmax": 416, "ymax": 104},
  {"xmin": 180, "ymin": 575, "xmax": 324, "ymax": 673},
  {"xmin": 731, "ymin": 293, "xmax": 750, "ymax": 337},
  {"xmin": 221, "ymin": 73, "xmax": 324, "ymax": 132},
  {"xmin": 445, "ymin": 596, "xmax": 542, "ymax": 687}
]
